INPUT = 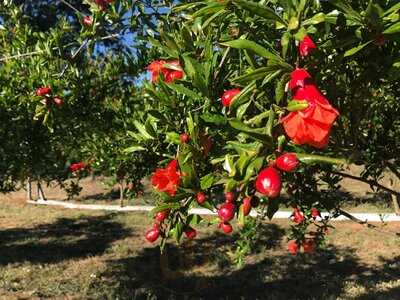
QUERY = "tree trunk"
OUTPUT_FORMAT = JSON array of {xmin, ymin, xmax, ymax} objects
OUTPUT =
[
  {"xmin": 26, "ymin": 178, "xmax": 32, "ymax": 201},
  {"xmin": 390, "ymin": 180, "xmax": 400, "ymax": 215},
  {"xmin": 37, "ymin": 182, "xmax": 46, "ymax": 201},
  {"xmin": 119, "ymin": 181, "xmax": 124, "ymax": 207}
]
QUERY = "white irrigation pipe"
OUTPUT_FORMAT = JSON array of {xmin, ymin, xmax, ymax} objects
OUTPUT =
[{"xmin": 27, "ymin": 199, "xmax": 400, "ymax": 222}]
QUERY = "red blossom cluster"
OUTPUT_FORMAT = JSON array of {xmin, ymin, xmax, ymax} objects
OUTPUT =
[
  {"xmin": 282, "ymin": 37, "xmax": 339, "ymax": 149},
  {"xmin": 151, "ymin": 159, "xmax": 181, "ymax": 196},
  {"xmin": 147, "ymin": 60, "xmax": 184, "ymax": 83},
  {"xmin": 288, "ymin": 239, "xmax": 316, "ymax": 255},
  {"xmin": 36, "ymin": 86, "xmax": 63, "ymax": 107},
  {"xmin": 69, "ymin": 162, "xmax": 87, "ymax": 172},
  {"xmin": 299, "ymin": 35, "xmax": 317, "ymax": 57}
]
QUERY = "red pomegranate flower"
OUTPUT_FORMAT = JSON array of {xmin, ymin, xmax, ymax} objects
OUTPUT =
[
  {"xmin": 69, "ymin": 162, "xmax": 86, "ymax": 172},
  {"xmin": 288, "ymin": 240, "xmax": 299, "ymax": 255},
  {"xmin": 299, "ymin": 35, "xmax": 317, "ymax": 58},
  {"xmin": 221, "ymin": 88, "xmax": 241, "ymax": 107},
  {"xmin": 292, "ymin": 208, "xmax": 305, "ymax": 224},
  {"xmin": 282, "ymin": 68, "xmax": 339, "ymax": 149},
  {"xmin": 151, "ymin": 160, "xmax": 181, "ymax": 196},
  {"xmin": 147, "ymin": 60, "xmax": 184, "ymax": 83},
  {"xmin": 302, "ymin": 239, "xmax": 316, "ymax": 254},
  {"xmin": 36, "ymin": 86, "xmax": 52, "ymax": 97},
  {"xmin": 311, "ymin": 207, "xmax": 321, "ymax": 219}
]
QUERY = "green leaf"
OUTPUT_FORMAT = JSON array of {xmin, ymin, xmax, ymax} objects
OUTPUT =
[
  {"xmin": 182, "ymin": 54, "xmax": 208, "ymax": 96},
  {"xmin": 223, "ymin": 154, "xmax": 237, "ymax": 177},
  {"xmin": 186, "ymin": 113, "xmax": 197, "ymax": 144},
  {"xmin": 302, "ymin": 13, "xmax": 326, "ymax": 26},
  {"xmin": 232, "ymin": 67, "xmax": 280, "ymax": 84},
  {"xmin": 221, "ymin": 39, "xmax": 282, "ymax": 61},
  {"xmin": 172, "ymin": 221, "xmax": 184, "ymax": 244},
  {"xmin": 244, "ymin": 156, "xmax": 265, "ymax": 181},
  {"xmin": 167, "ymin": 83, "xmax": 199, "ymax": 99},
  {"xmin": 275, "ymin": 74, "xmax": 290, "ymax": 104},
  {"xmin": 124, "ymin": 145, "xmax": 146, "ymax": 153},
  {"xmin": 232, "ymin": 0, "xmax": 287, "ymax": 25},
  {"xmin": 343, "ymin": 41, "xmax": 372, "ymax": 57},
  {"xmin": 134, "ymin": 120, "xmax": 155, "ymax": 140},
  {"xmin": 330, "ymin": 0, "xmax": 362, "ymax": 23},
  {"xmin": 288, "ymin": 16, "xmax": 299, "ymax": 30},
  {"xmin": 225, "ymin": 141, "xmax": 262, "ymax": 156},
  {"xmin": 166, "ymin": 132, "xmax": 181, "ymax": 144},
  {"xmin": 187, "ymin": 214, "xmax": 203, "ymax": 226},
  {"xmin": 384, "ymin": 2, "xmax": 400, "ymax": 16},
  {"xmin": 265, "ymin": 108, "xmax": 276, "ymax": 137},
  {"xmin": 266, "ymin": 198, "xmax": 280, "ymax": 220},
  {"xmin": 200, "ymin": 173, "xmax": 215, "ymax": 190},
  {"xmin": 296, "ymin": 153, "xmax": 346, "ymax": 165},
  {"xmin": 236, "ymin": 153, "xmax": 252, "ymax": 176},
  {"xmin": 383, "ymin": 22, "xmax": 400, "ymax": 34},
  {"xmin": 237, "ymin": 101, "xmax": 251, "ymax": 120},
  {"xmin": 201, "ymin": 113, "xmax": 227, "ymax": 125},
  {"xmin": 287, "ymin": 100, "xmax": 309, "ymax": 111}
]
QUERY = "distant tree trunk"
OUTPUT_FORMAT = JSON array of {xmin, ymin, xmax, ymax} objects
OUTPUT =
[
  {"xmin": 119, "ymin": 180, "xmax": 124, "ymax": 207},
  {"xmin": 26, "ymin": 178, "xmax": 32, "ymax": 201},
  {"xmin": 37, "ymin": 181, "xmax": 46, "ymax": 201},
  {"xmin": 390, "ymin": 181, "xmax": 400, "ymax": 215}
]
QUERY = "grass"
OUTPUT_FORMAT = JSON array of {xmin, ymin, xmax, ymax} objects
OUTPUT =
[{"xmin": 0, "ymin": 198, "xmax": 399, "ymax": 299}]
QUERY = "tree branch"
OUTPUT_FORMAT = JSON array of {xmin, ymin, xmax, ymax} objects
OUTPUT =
[
  {"xmin": 331, "ymin": 170, "xmax": 400, "ymax": 197},
  {"xmin": 338, "ymin": 209, "xmax": 400, "ymax": 237}
]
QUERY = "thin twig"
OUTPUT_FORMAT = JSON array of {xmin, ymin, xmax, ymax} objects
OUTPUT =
[
  {"xmin": 331, "ymin": 170, "xmax": 400, "ymax": 197},
  {"xmin": 0, "ymin": 34, "xmax": 120, "ymax": 62},
  {"xmin": 339, "ymin": 209, "xmax": 400, "ymax": 238},
  {"xmin": 60, "ymin": 0, "xmax": 84, "ymax": 16}
]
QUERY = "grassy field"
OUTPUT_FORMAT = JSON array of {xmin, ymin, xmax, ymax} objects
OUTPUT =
[{"xmin": 0, "ymin": 197, "xmax": 399, "ymax": 300}]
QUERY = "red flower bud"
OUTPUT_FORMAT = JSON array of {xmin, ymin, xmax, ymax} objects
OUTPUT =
[
  {"xmin": 292, "ymin": 208, "xmax": 305, "ymax": 224},
  {"xmin": 299, "ymin": 35, "xmax": 317, "ymax": 58},
  {"xmin": 242, "ymin": 197, "xmax": 252, "ymax": 216},
  {"xmin": 255, "ymin": 167, "xmax": 281, "ymax": 198},
  {"xmin": 155, "ymin": 210, "xmax": 168, "ymax": 223},
  {"xmin": 180, "ymin": 133, "xmax": 190, "ymax": 144},
  {"xmin": 311, "ymin": 207, "xmax": 320, "ymax": 219},
  {"xmin": 219, "ymin": 222, "xmax": 233, "ymax": 234},
  {"xmin": 36, "ymin": 86, "xmax": 52, "ymax": 97},
  {"xmin": 83, "ymin": 16, "xmax": 93, "ymax": 26},
  {"xmin": 302, "ymin": 239, "xmax": 316, "ymax": 254},
  {"xmin": 185, "ymin": 227, "xmax": 197, "ymax": 240},
  {"xmin": 53, "ymin": 97, "xmax": 63, "ymax": 107},
  {"xmin": 145, "ymin": 227, "xmax": 160, "ymax": 243},
  {"xmin": 287, "ymin": 240, "xmax": 299, "ymax": 255},
  {"xmin": 196, "ymin": 192, "xmax": 206, "ymax": 204},
  {"xmin": 218, "ymin": 202, "xmax": 235, "ymax": 222},
  {"xmin": 221, "ymin": 88, "xmax": 241, "ymax": 107},
  {"xmin": 276, "ymin": 153, "xmax": 299, "ymax": 172},
  {"xmin": 374, "ymin": 34, "xmax": 386, "ymax": 46},
  {"xmin": 224, "ymin": 191, "xmax": 235, "ymax": 203},
  {"xmin": 165, "ymin": 70, "xmax": 184, "ymax": 83}
]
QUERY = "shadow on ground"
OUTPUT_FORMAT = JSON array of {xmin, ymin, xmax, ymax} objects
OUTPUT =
[
  {"xmin": 92, "ymin": 223, "xmax": 400, "ymax": 300},
  {"xmin": 0, "ymin": 213, "xmax": 134, "ymax": 265}
]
